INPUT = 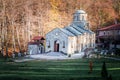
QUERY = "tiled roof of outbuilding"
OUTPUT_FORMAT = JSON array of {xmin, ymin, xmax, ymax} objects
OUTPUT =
[{"xmin": 98, "ymin": 23, "xmax": 120, "ymax": 31}]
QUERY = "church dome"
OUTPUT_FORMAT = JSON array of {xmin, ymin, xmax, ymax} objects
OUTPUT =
[{"xmin": 75, "ymin": 10, "xmax": 86, "ymax": 14}]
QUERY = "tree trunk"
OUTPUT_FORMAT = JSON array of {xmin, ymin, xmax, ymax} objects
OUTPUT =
[
  {"xmin": 5, "ymin": 16, "xmax": 9, "ymax": 58},
  {"xmin": 0, "ymin": 23, "xmax": 4, "ymax": 56},
  {"xmin": 12, "ymin": 21, "xmax": 16, "ymax": 52},
  {"xmin": 16, "ymin": 27, "xmax": 21, "ymax": 52}
]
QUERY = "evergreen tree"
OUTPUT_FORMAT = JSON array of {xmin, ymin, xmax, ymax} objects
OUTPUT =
[
  {"xmin": 101, "ymin": 61, "xmax": 108, "ymax": 80},
  {"xmin": 108, "ymin": 74, "xmax": 112, "ymax": 80}
]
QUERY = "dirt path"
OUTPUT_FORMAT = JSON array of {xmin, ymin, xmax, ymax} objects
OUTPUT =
[{"xmin": 105, "ymin": 57, "xmax": 120, "ymax": 61}]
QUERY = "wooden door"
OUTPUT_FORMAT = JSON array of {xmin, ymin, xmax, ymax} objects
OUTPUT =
[{"xmin": 54, "ymin": 41, "xmax": 59, "ymax": 52}]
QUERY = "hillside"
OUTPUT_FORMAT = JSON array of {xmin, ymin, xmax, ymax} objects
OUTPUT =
[{"xmin": 0, "ymin": 0, "xmax": 120, "ymax": 54}]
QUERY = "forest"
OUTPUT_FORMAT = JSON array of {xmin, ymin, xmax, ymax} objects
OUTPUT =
[{"xmin": 0, "ymin": 0, "xmax": 120, "ymax": 56}]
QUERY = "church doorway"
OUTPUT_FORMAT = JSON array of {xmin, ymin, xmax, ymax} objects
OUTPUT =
[{"xmin": 54, "ymin": 40, "xmax": 60, "ymax": 52}]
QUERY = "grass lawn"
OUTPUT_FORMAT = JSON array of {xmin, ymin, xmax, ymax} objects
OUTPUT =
[{"xmin": 0, "ymin": 58, "xmax": 120, "ymax": 80}]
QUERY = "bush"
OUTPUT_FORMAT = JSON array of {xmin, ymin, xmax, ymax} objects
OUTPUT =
[{"xmin": 0, "ymin": 50, "xmax": 3, "ymax": 58}]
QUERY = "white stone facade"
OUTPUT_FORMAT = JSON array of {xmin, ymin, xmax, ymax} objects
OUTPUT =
[{"xmin": 28, "ymin": 44, "xmax": 44, "ymax": 55}]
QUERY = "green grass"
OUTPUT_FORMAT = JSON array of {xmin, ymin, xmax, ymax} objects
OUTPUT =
[{"xmin": 0, "ymin": 58, "xmax": 120, "ymax": 80}]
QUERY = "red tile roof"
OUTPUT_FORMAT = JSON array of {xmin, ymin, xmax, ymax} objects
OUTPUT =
[
  {"xmin": 28, "ymin": 42, "xmax": 40, "ymax": 45},
  {"xmin": 32, "ymin": 36, "xmax": 45, "ymax": 40},
  {"xmin": 98, "ymin": 23, "xmax": 120, "ymax": 31}
]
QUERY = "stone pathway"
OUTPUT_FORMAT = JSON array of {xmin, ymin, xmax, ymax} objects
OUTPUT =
[
  {"xmin": 14, "ymin": 58, "xmax": 35, "ymax": 62},
  {"xmin": 14, "ymin": 52, "xmax": 85, "ymax": 62}
]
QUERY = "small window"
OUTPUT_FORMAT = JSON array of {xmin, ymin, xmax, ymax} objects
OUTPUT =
[
  {"xmin": 77, "ymin": 16, "xmax": 79, "ymax": 21},
  {"xmin": 63, "ymin": 41, "xmax": 65, "ymax": 48},
  {"xmin": 71, "ymin": 44, "xmax": 73, "ymax": 48},
  {"xmin": 47, "ymin": 41, "xmax": 50, "ymax": 48},
  {"xmin": 87, "ymin": 23, "xmax": 89, "ymax": 27},
  {"xmin": 118, "ymin": 30, "xmax": 119, "ymax": 33},
  {"xmin": 74, "ymin": 15, "xmax": 78, "ymax": 21},
  {"xmin": 104, "ymin": 31, "xmax": 105, "ymax": 35},
  {"xmin": 81, "ymin": 44, "xmax": 83, "ymax": 50},
  {"xmin": 82, "ymin": 16, "xmax": 84, "ymax": 20},
  {"xmin": 90, "ymin": 38, "xmax": 92, "ymax": 47},
  {"xmin": 108, "ymin": 32, "xmax": 109, "ymax": 35},
  {"xmin": 71, "ymin": 41, "xmax": 73, "ymax": 48}
]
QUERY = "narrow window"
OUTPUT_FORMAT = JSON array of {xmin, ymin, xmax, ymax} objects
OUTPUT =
[
  {"xmin": 77, "ymin": 16, "xmax": 79, "ymax": 21},
  {"xmin": 90, "ymin": 38, "xmax": 92, "ymax": 47},
  {"xmin": 71, "ymin": 44, "xmax": 73, "ymax": 48},
  {"xmin": 63, "ymin": 41, "xmax": 65, "ymax": 48},
  {"xmin": 82, "ymin": 16, "xmax": 84, "ymax": 20},
  {"xmin": 81, "ymin": 44, "xmax": 83, "ymax": 50},
  {"xmin": 104, "ymin": 31, "xmax": 105, "ymax": 35},
  {"xmin": 71, "ymin": 40, "xmax": 73, "ymax": 48},
  {"xmin": 108, "ymin": 31, "xmax": 109, "ymax": 35},
  {"xmin": 74, "ymin": 15, "xmax": 78, "ymax": 21}
]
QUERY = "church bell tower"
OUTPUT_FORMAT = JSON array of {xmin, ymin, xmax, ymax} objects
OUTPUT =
[
  {"xmin": 73, "ymin": 10, "xmax": 89, "ymax": 29},
  {"xmin": 73, "ymin": 10, "xmax": 87, "ymax": 22}
]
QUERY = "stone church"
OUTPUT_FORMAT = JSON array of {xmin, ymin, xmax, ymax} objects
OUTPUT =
[{"xmin": 46, "ymin": 10, "xmax": 95, "ymax": 55}]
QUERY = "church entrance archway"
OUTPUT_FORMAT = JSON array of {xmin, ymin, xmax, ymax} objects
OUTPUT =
[{"xmin": 54, "ymin": 40, "xmax": 60, "ymax": 52}]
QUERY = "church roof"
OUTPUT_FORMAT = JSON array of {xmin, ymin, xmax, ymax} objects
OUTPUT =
[
  {"xmin": 64, "ymin": 26, "xmax": 82, "ymax": 36},
  {"xmin": 46, "ymin": 23, "xmax": 94, "ymax": 37},
  {"xmin": 75, "ymin": 10, "xmax": 86, "ymax": 14},
  {"xmin": 71, "ymin": 24, "xmax": 86, "ymax": 33},
  {"xmin": 72, "ymin": 23, "xmax": 94, "ymax": 34},
  {"xmin": 46, "ymin": 28, "xmax": 75, "ymax": 37},
  {"xmin": 87, "ymin": 30, "xmax": 94, "ymax": 34},
  {"xmin": 60, "ymin": 28, "xmax": 75, "ymax": 36}
]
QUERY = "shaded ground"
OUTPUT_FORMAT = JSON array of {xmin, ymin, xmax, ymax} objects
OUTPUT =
[{"xmin": 105, "ymin": 57, "xmax": 120, "ymax": 61}]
